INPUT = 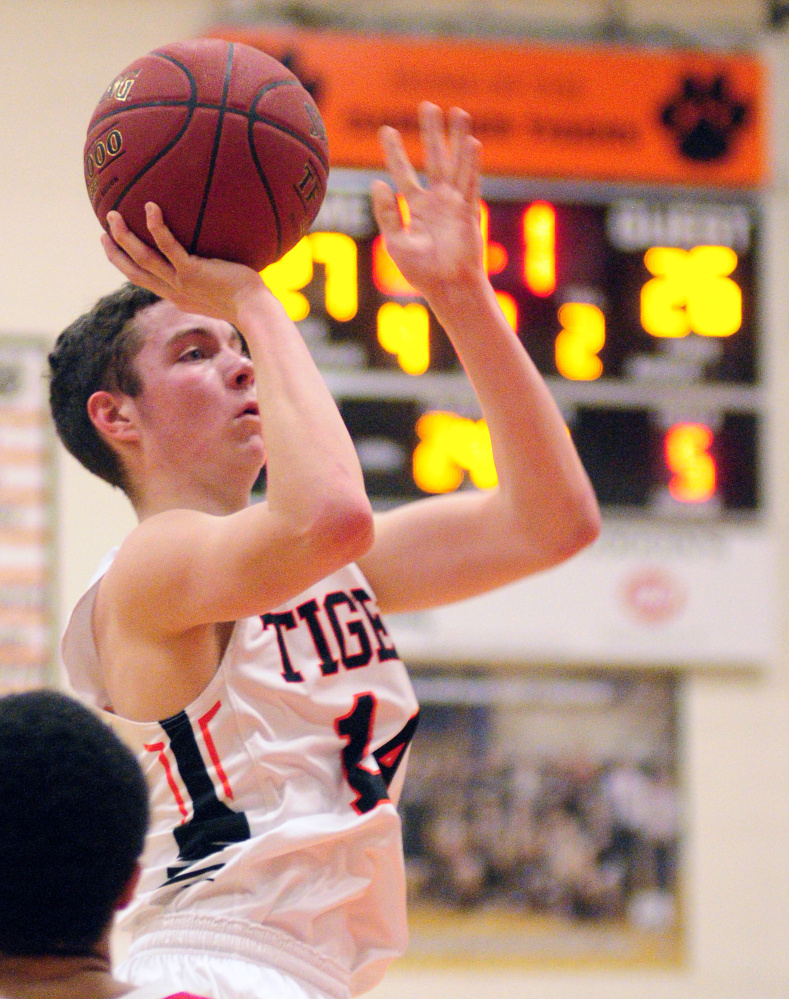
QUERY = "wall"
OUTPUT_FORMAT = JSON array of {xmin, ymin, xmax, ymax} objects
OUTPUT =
[{"xmin": 1, "ymin": 2, "xmax": 786, "ymax": 996}]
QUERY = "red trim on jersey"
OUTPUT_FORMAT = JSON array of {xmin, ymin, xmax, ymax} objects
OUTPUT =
[
  {"xmin": 197, "ymin": 699, "xmax": 234, "ymax": 800},
  {"xmin": 144, "ymin": 741, "xmax": 189, "ymax": 820},
  {"xmin": 378, "ymin": 745, "xmax": 402, "ymax": 769}
]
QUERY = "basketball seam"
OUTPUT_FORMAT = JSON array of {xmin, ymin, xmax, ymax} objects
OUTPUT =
[
  {"xmin": 246, "ymin": 113, "xmax": 282, "ymax": 261},
  {"xmin": 89, "ymin": 102, "xmax": 329, "ymax": 172},
  {"xmin": 106, "ymin": 56, "xmax": 198, "ymax": 217},
  {"xmin": 189, "ymin": 42, "xmax": 234, "ymax": 255},
  {"xmin": 86, "ymin": 47, "xmax": 328, "ymax": 267},
  {"xmin": 254, "ymin": 78, "xmax": 297, "ymax": 97},
  {"xmin": 251, "ymin": 115, "xmax": 329, "ymax": 172},
  {"xmin": 250, "ymin": 77, "xmax": 328, "ymax": 171}
]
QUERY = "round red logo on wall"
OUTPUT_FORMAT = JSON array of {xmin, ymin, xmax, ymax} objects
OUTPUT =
[{"xmin": 621, "ymin": 567, "xmax": 687, "ymax": 625}]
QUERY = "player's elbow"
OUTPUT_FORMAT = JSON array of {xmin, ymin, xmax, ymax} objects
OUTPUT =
[
  {"xmin": 544, "ymin": 487, "xmax": 602, "ymax": 565},
  {"xmin": 309, "ymin": 492, "xmax": 375, "ymax": 568},
  {"xmin": 566, "ymin": 495, "xmax": 602, "ymax": 556}
]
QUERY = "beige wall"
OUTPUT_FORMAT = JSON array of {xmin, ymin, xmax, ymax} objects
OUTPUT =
[{"xmin": 2, "ymin": 1, "xmax": 787, "ymax": 996}]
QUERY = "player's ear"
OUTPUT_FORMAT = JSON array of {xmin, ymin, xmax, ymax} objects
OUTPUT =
[
  {"xmin": 115, "ymin": 862, "xmax": 142, "ymax": 912},
  {"xmin": 87, "ymin": 390, "xmax": 139, "ymax": 445}
]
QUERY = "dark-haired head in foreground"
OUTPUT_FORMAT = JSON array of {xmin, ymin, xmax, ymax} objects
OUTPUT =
[{"xmin": 0, "ymin": 688, "xmax": 148, "ymax": 997}]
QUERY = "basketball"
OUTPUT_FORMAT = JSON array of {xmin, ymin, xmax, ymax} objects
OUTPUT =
[{"xmin": 84, "ymin": 38, "xmax": 329, "ymax": 270}]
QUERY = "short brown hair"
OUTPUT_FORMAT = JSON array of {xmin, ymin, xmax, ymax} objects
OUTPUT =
[{"xmin": 48, "ymin": 283, "xmax": 160, "ymax": 491}]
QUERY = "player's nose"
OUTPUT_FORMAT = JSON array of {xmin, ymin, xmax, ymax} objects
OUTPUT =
[{"xmin": 228, "ymin": 352, "xmax": 255, "ymax": 388}]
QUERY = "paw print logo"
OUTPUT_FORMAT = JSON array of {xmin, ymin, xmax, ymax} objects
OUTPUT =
[{"xmin": 660, "ymin": 74, "xmax": 748, "ymax": 162}]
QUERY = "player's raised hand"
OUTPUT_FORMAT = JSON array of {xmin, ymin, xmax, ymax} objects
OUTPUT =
[
  {"xmin": 371, "ymin": 102, "xmax": 485, "ymax": 299},
  {"xmin": 102, "ymin": 203, "xmax": 269, "ymax": 324}
]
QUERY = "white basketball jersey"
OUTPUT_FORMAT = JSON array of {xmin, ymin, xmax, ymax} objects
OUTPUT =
[{"xmin": 61, "ymin": 554, "xmax": 419, "ymax": 996}]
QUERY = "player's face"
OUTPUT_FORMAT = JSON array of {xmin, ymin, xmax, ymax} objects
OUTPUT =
[{"xmin": 127, "ymin": 300, "xmax": 265, "ymax": 502}]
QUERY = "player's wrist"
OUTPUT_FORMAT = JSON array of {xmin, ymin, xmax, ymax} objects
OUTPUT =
[
  {"xmin": 231, "ymin": 279, "xmax": 300, "ymax": 349},
  {"xmin": 230, "ymin": 275, "xmax": 281, "ymax": 323},
  {"xmin": 422, "ymin": 267, "xmax": 494, "ymax": 322}
]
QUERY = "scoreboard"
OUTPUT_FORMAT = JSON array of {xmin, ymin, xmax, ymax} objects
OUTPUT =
[
  {"xmin": 263, "ymin": 174, "xmax": 761, "ymax": 519},
  {"xmin": 217, "ymin": 23, "xmax": 773, "ymax": 668}
]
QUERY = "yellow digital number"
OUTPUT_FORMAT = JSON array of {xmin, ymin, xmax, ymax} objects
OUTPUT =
[
  {"xmin": 372, "ymin": 235, "xmax": 419, "ymax": 297},
  {"xmin": 372, "ymin": 195, "xmax": 419, "ymax": 297},
  {"xmin": 664, "ymin": 422, "xmax": 716, "ymax": 503},
  {"xmin": 263, "ymin": 232, "xmax": 359, "ymax": 323},
  {"xmin": 496, "ymin": 291, "xmax": 518, "ymax": 332},
  {"xmin": 481, "ymin": 200, "xmax": 515, "ymax": 329},
  {"xmin": 261, "ymin": 237, "xmax": 313, "ymax": 321},
  {"xmin": 309, "ymin": 232, "xmax": 358, "ymax": 321},
  {"xmin": 555, "ymin": 303, "xmax": 605, "ymax": 381},
  {"xmin": 641, "ymin": 245, "xmax": 742, "ymax": 338},
  {"xmin": 480, "ymin": 200, "xmax": 508, "ymax": 276},
  {"xmin": 374, "ymin": 198, "xmax": 510, "ymax": 307},
  {"xmin": 377, "ymin": 302, "xmax": 430, "ymax": 375},
  {"xmin": 413, "ymin": 411, "xmax": 497, "ymax": 494},
  {"xmin": 523, "ymin": 201, "xmax": 556, "ymax": 298}
]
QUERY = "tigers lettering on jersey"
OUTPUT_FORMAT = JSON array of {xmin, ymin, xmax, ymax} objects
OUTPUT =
[
  {"xmin": 262, "ymin": 585, "xmax": 399, "ymax": 683},
  {"xmin": 145, "ymin": 584, "xmax": 417, "ymax": 888}
]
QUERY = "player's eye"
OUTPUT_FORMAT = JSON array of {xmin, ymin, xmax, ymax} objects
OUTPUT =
[{"xmin": 178, "ymin": 346, "xmax": 205, "ymax": 362}]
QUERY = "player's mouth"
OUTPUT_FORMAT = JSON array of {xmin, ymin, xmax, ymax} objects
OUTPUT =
[{"xmin": 236, "ymin": 402, "xmax": 260, "ymax": 420}]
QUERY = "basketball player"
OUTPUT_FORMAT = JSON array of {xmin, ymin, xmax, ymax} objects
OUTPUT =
[
  {"xmin": 0, "ymin": 688, "xmax": 209, "ymax": 999},
  {"xmin": 50, "ymin": 104, "xmax": 600, "ymax": 999}
]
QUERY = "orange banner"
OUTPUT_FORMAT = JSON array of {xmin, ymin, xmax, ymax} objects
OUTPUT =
[{"xmin": 207, "ymin": 25, "xmax": 767, "ymax": 188}]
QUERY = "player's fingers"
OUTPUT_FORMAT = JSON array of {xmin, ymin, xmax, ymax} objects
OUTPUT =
[
  {"xmin": 370, "ymin": 179, "xmax": 403, "ymax": 237},
  {"xmin": 100, "ymin": 231, "xmax": 170, "ymax": 298},
  {"xmin": 143, "ymin": 202, "xmax": 190, "ymax": 268},
  {"xmin": 106, "ymin": 211, "xmax": 174, "ymax": 281},
  {"xmin": 456, "ymin": 135, "xmax": 482, "ymax": 204},
  {"xmin": 379, "ymin": 126, "xmax": 422, "ymax": 199},
  {"xmin": 447, "ymin": 107, "xmax": 473, "ymax": 186},
  {"xmin": 419, "ymin": 102, "xmax": 450, "ymax": 184}
]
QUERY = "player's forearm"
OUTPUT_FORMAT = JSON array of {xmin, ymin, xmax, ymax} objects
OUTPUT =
[
  {"xmin": 426, "ymin": 276, "xmax": 601, "ymax": 557},
  {"xmin": 235, "ymin": 288, "xmax": 373, "ymax": 543}
]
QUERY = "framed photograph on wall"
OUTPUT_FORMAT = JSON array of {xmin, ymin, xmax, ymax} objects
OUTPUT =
[{"xmin": 398, "ymin": 665, "xmax": 682, "ymax": 968}]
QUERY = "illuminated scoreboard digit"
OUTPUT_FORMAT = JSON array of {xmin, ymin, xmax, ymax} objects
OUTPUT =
[{"xmin": 262, "ymin": 170, "xmax": 761, "ymax": 518}]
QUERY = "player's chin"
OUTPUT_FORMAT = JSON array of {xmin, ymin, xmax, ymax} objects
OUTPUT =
[
  {"xmin": 244, "ymin": 433, "xmax": 265, "ymax": 457},
  {"xmin": 242, "ymin": 436, "xmax": 267, "ymax": 470},
  {"xmin": 229, "ymin": 421, "xmax": 264, "ymax": 455},
  {"xmin": 233, "ymin": 416, "xmax": 264, "ymax": 442}
]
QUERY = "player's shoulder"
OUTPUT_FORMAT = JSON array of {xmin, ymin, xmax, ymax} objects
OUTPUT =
[
  {"xmin": 116, "ymin": 507, "xmax": 214, "ymax": 558},
  {"xmin": 101, "ymin": 508, "xmax": 212, "ymax": 597}
]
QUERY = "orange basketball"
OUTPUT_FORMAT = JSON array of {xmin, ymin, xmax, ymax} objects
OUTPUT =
[{"xmin": 84, "ymin": 38, "xmax": 329, "ymax": 270}]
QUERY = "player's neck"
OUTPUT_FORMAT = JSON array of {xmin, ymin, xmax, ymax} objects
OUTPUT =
[
  {"xmin": 132, "ymin": 473, "xmax": 253, "ymax": 520},
  {"xmin": 0, "ymin": 949, "xmax": 130, "ymax": 999}
]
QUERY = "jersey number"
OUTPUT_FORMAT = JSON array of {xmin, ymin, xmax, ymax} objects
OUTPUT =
[
  {"xmin": 146, "ymin": 701, "xmax": 251, "ymax": 886},
  {"xmin": 336, "ymin": 693, "xmax": 419, "ymax": 815},
  {"xmin": 149, "ymin": 697, "xmax": 419, "ymax": 879}
]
